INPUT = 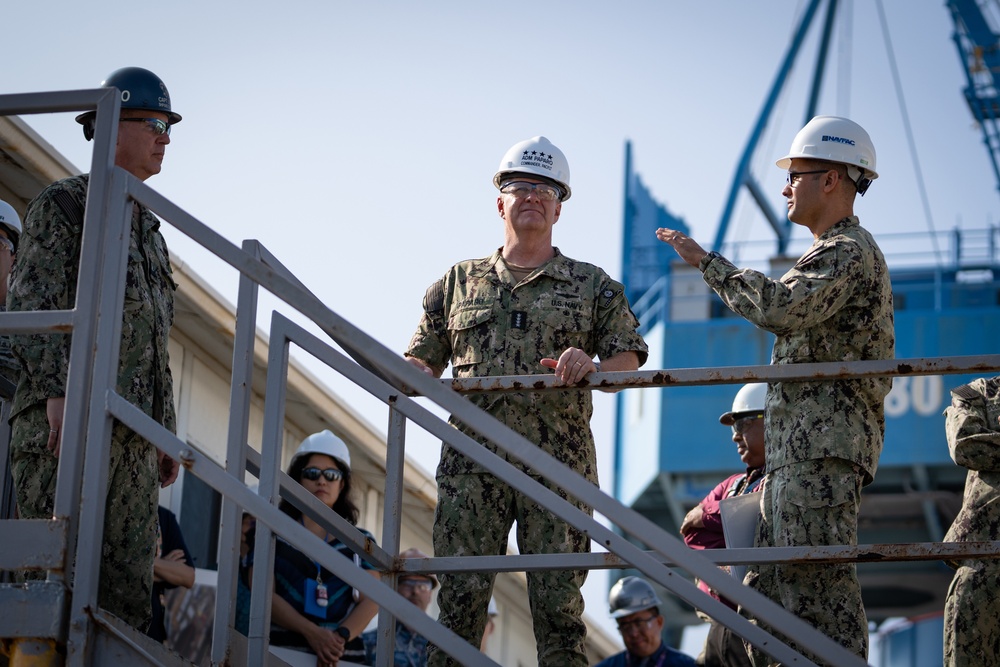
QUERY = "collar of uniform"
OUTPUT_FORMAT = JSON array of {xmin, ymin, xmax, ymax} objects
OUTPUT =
[
  {"xmin": 817, "ymin": 215, "xmax": 860, "ymax": 241},
  {"xmin": 478, "ymin": 247, "xmax": 574, "ymax": 283},
  {"xmin": 468, "ymin": 250, "xmax": 507, "ymax": 279},
  {"xmin": 81, "ymin": 172, "xmax": 159, "ymax": 234}
]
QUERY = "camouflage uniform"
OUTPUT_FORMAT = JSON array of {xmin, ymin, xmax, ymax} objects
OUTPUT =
[
  {"xmin": 0, "ymin": 305, "xmax": 19, "ymax": 392},
  {"xmin": 406, "ymin": 248, "xmax": 647, "ymax": 667},
  {"xmin": 6, "ymin": 174, "xmax": 177, "ymax": 631},
  {"xmin": 942, "ymin": 376, "xmax": 1000, "ymax": 667},
  {"xmin": 700, "ymin": 216, "xmax": 894, "ymax": 664}
]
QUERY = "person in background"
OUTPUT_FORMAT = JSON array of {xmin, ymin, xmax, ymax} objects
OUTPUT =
[
  {"xmin": 0, "ymin": 199, "xmax": 22, "ymax": 530},
  {"xmin": 942, "ymin": 376, "xmax": 1000, "ymax": 666},
  {"xmin": 146, "ymin": 505, "xmax": 195, "ymax": 644},
  {"xmin": 680, "ymin": 383, "xmax": 765, "ymax": 667},
  {"xmin": 7, "ymin": 67, "xmax": 182, "ymax": 634},
  {"xmin": 362, "ymin": 547, "xmax": 437, "ymax": 666},
  {"xmin": 250, "ymin": 430, "xmax": 378, "ymax": 666},
  {"xmin": 406, "ymin": 135, "xmax": 648, "ymax": 667},
  {"xmin": 656, "ymin": 115, "xmax": 893, "ymax": 665},
  {"xmin": 0, "ymin": 198, "xmax": 22, "ymax": 387},
  {"xmin": 235, "ymin": 510, "xmax": 257, "ymax": 636},
  {"xmin": 596, "ymin": 576, "xmax": 696, "ymax": 667}
]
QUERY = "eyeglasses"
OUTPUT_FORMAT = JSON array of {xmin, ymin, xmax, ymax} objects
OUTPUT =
[
  {"xmin": 616, "ymin": 613, "xmax": 659, "ymax": 635},
  {"xmin": 732, "ymin": 414, "xmax": 764, "ymax": 435},
  {"xmin": 301, "ymin": 467, "xmax": 344, "ymax": 483},
  {"xmin": 499, "ymin": 181, "xmax": 563, "ymax": 202},
  {"xmin": 119, "ymin": 117, "xmax": 171, "ymax": 136},
  {"xmin": 785, "ymin": 169, "xmax": 829, "ymax": 186},
  {"xmin": 0, "ymin": 237, "xmax": 13, "ymax": 254},
  {"xmin": 397, "ymin": 578, "xmax": 434, "ymax": 592}
]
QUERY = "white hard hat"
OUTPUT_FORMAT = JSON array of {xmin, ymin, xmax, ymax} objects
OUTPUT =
[
  {"xmin": 608, "ymin": 576, "xmax": 661, "ymax": 618},
  {"xmin": 0, "ymin": 199, "xmax": 22, "ymax": 249},
  {"xmin": 776, "ymin": 115, "xmax": 878, "ymax": 195},
  {"xmin": 289, "ymin": 430, "xmax": 351, "ymax": 473},
  {"xmin": 493, "ymin": 136, "xmax": 572, "ymax": 201},
  {"xmin": 719, "ymin": 383, "xmax": 767, "ymax": 425}
]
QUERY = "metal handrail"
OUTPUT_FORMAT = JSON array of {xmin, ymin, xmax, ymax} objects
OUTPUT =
[{"xmin": 3, "ymin": 87, "xmax": 998, "ymax": 667}]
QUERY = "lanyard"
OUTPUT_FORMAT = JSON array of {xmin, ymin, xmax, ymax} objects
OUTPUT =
[
  {"xmin": 728, "ymin": 468, "xmax": 765, "ymax": 498},
  {"xmin": 303, "ymin": 518, "xmax": 332, "ymax": 608},
  {"xmin": 631, "ymin": 647, "xmax": 671, "ymax": 667}
]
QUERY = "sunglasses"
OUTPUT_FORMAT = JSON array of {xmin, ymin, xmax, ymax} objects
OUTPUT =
[
  {"xmin": 119, "ymin": 117, "xmax": 171, "ymax": 136},
  {"xmin": 397, "ymin": 578, "xmax": 434, "ymax": 592},
  {"xmin": 301, "ymin": 467, "xmax": 344, "ymax": 483}
]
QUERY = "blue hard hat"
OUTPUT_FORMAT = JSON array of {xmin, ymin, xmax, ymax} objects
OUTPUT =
[{"xmin": 76, "ymin": 67, "xmax": 182, "ymax": 139}]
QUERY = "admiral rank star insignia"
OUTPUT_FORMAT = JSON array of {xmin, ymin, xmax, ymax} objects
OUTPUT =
[{"xmin": 519, "ymin": 149, "xmax": 554, "ymax": 169}]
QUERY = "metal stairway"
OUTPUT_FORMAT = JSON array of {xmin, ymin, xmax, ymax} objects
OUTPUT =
[{"xmin": 0, "ymin": 84, "xmax": 998, "ymax": 667}]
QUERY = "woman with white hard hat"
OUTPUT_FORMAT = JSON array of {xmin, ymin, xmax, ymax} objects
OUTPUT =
[{"xmin": 252, "ymin": 430, "xmax": 378, "ymax": 667}]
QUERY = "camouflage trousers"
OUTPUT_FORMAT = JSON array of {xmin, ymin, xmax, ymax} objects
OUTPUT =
[
  {"xmin": 740, "ymin": 459, "xmax": 867, "ymax": 666},
  {"xmin": 427, "ymin": 473, "xmax": 590, "ymax": 667},
  {"xmin": 9, "ymin": 403, "xmax": 159, "ymax": 631},
  {"xmin": 944, "ymin": 562, "xmax": 1000, "ymax": 666}
]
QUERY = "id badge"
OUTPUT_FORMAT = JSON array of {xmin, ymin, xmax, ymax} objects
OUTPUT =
[{"xmin": 304, "ymin": 579, "xmax": 328, "ymax": 617}]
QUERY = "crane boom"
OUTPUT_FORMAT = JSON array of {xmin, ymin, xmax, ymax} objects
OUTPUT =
[{"xmin": 947, "ymin": 0, "xmax": 1000, "ymax": 196}]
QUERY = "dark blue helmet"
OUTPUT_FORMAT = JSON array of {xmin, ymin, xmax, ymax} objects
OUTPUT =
[{"xmin": 76, "ymin": 67, "xmax": 182, "ymax": 140}]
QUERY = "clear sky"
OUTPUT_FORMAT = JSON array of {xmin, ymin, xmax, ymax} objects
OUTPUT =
[{"xmin": 6, "ymin": 0, "xmax": 995, "ymax": 653}]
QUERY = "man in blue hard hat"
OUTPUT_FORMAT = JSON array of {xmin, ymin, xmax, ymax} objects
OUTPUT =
[{"xmin": 7, "ymin": 66, "xmax": 182, "ymax": 634}]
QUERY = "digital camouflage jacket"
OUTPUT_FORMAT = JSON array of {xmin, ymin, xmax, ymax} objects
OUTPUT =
[
  {"xmin": 7, "ymin": 174, "xmax": 177, "ymax": 434},
  {"xmin": 701, "ymin": 216, "xmax": 894, "ymax": 484},
  {"xmin": 407, "ymin": 248, "xmax": 647, "ymax": 479}
]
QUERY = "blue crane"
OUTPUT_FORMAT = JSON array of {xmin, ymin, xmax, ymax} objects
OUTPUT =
[{"xmin": 947, "ymin": 0, "xmax": 1000, "ymax": 197}]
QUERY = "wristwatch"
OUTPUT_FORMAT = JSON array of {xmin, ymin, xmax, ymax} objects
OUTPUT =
[{"xmin": 335, "ymin": 626, "xmax": 350, "ymax": 640}]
